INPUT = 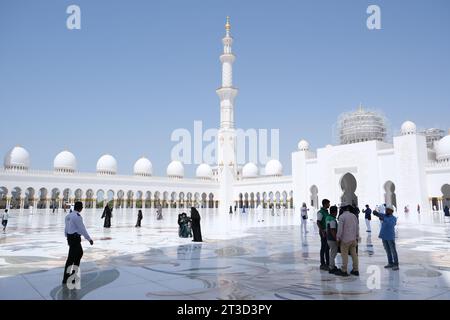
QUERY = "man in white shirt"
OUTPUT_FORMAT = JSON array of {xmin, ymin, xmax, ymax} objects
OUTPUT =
[
  {"xmin": 62, "ymin": 201, "xmax": 93, "ymax": 285},
  {"xmin": 2, "ymin": 209, "xmax": 9, "ymax": 232}
]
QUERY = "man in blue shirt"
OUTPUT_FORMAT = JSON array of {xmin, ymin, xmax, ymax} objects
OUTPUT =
[{"xmin": 373, "ymin": 204, "xmax": 399, "ymax": 270}]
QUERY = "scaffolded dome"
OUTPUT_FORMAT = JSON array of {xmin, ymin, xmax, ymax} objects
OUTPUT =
[{"xmin": 337, "ymin": 105, "xmax": 387, "ymax": 145}]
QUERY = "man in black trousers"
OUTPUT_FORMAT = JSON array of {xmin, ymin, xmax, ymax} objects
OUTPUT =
[{"xmin": 62, "ymin": 201, "xmax": 93, "ymax": 286}]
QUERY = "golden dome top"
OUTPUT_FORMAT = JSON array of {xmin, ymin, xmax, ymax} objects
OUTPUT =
[{"xmin": 225, "ymin": 16, "xmax": 231, "ymax": 31}]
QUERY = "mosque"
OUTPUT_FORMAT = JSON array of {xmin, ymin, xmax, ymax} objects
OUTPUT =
[{"xmin": 1, "ymin": 18, "xmax": 450, "ymax": 215}]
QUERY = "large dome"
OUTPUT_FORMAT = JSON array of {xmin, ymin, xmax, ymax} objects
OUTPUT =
[
  {"xmin": 96, "ymin": 154, "xmax": 117, "ymax": 175},
  {"xmin": 436, "ymin": 135, "xmax": 450, "ymax": 161},
  {"xmin": 401, "ymin": 121, "xmax": 417, "ymax": 135},
  {"xmin": 167, "ymin": 160, "xmax": 184, "ymax": 178},
  {"xmin": 265, "ymin": 159, "xmax": 283, "ymax": 176},
  {"xmin": 196, "ymin": 163, "xmax": 213, "ymax": 179},
  {"xmin": 134, "ymin": 157, "xmax": 152, "ymax": 176},
  {"xmin": 242, "ymin": 162, "xmax": 259, "ymax": 178},
  {"xmin": 337, "ymin": 106, "xmax": 387, "ymax": 145},
  {"xmin": 4, "ymin": 146, "xmax": 30, "ymax": 170},
  {"xmin": 54, "ymin": 150, "xmax": 77, "ymax": 172}
]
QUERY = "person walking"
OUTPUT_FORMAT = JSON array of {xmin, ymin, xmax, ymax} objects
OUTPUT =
[
  {"xmin": 374, "ymin": 205, "xmax": 399, "ymax": 270},
  {"xmin": 156, "ymin": 205, "xmax": 163, "ymax": 220},
  {"xmin": 336, "ymin": 203, "xmax": 360, "ymax": 277},
  {"xmin": 101, "ymin": 204, "xmax": 112, "ymax": 228},
  {"xmin": 2, "ymin": 209, "xmax": 9, "ymax": 232},
  {"xmin": 326, "ymin": 206, "xmax": 339, "ymax": 274},
  {"xmin": 363, "ymin": 204, "xmax": 372, "ymax": 232},
  {"xmin": 190, "ymin": 207, "xmax": 203, "ymax": 242},
  {"xmin": 444, "ymin": 205, "xmax": 450, "ymax": 217},
  {"xmin": 300, "ymin": 203, "xmax": 309, "ymax": 233},
  {"xmin": 317, "ymin": 199, "xmax": 331, "ymax": 271},
  {"xmin": 135, "ymin": 209, "xmax": 143, "ymax": 227},
  {"xmin": 62, "ymin": 202, "xmax": 93, "ymax": 285}
]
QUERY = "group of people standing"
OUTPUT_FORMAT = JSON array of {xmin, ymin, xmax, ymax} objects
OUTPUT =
[
  {"xmin": 315, "ymin": 198, "xmax": 399, "ymax": 277},
  {"xmin": 178, "ymin": 207, "xmax": 203, "ymax": 242}
]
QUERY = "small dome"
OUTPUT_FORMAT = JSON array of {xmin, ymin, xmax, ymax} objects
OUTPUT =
[
  {"xmin": 4, "ymin": 146, "xmax": 30, "ymax": 170},
  {"xmin": 265, "ymin": 159, "xmax": 283, "ymax": 176},
  {"xmin": 401, "ymin": 121, "xmax": 417, "ymax": 135},
  {"xmin": 242, "ymin": 162, "xmax": 259, "ymax": 178},
  {"xmin": 96, "ymin": 154, "xmax": 117, "ymax": 175},
  {"xmin": 436, "ymin": 135, "xmax": 450, "ymax": 161},
  {"xmin": 54, "ymin": 150, "xmax": 77, "ymax": 172},
  {"xmin": 326, "ymin": 144, "xmax": 333, "ymax": 148},
  {"xmin": 134, "ymin": 157, "xmax": 152, "ymax": 176},
  {"xmin": 196, "ymin": 163, "xmax": 213, "ymax": 179},
  {"xmin": 298, "ymin": 139, "xmax": 310, "ymax": 151},
  {"xmin": 167, "ymin": 160, "xmax": 184, "ymax": 178}
]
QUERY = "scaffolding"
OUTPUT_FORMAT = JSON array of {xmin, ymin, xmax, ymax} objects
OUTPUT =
[
  {"xmin": 420, "ymin": 128, "xmax": 445, "ymax": 149},
  {"xmin": 337, "ymin": 106, "xmax": 387, "ymax": 145}
]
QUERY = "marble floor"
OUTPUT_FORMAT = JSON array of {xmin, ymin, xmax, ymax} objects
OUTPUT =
[{"xmin": 1, "ymin": 207, "xmax": 450, "ymax": 300}]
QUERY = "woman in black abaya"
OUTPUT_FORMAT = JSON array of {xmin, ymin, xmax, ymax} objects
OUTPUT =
[
  {"xmin": 101, "ymin": 204, "xmax": 112, "ymax": 228},
  {"xmin": 190, "ymin": 207, "xmax": 202, "ymax": 242}
]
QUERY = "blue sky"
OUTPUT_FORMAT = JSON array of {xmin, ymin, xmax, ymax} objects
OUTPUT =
[{"xmin": 1, "ymin": 0, "xmax": 449, "ymax": 176}]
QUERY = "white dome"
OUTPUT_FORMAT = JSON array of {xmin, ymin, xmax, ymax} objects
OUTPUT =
[
  {"xmin": 298, "ymin": 139, "xmax": 310, "ymax": 151},
  {"xmin": 401, "ymin": 121, "xmax": 417, "ymax": 135},
  {"xmin": 265, "ymin": 159, "xmax": 283, "ymax": 176},
  {"xmin": 436, "ymin": 135, "xmax": 450, "ymax": 161},
  {"xmin": 4, "ymin": 146, "xmax": 30, "ymax": 170},
  {"xmin": 54, "ymin": 150, "xmax": 77, "ymax": 172},
  {"xmin": 96, "ymin": 154, "xmax": 117, "ymax": 175},
  {"xmin": 134, "ymin": 157, "xmax": 152, "ymax": 176},
  {"xmin": 242, "ymin": 162, "xmax": 259, "ymax": 178},
  {"xmin": 196, "ymin": 163, "xmax": 213, "ymax": 179},
  {"xmin": 167, "ymin": 160, "xmax": 184, "ymax": 178}
]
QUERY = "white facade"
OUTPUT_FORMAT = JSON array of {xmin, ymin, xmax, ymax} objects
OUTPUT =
[{"xmin": 1, "ymin": 18, "xmax": 449, "ymax": 214}]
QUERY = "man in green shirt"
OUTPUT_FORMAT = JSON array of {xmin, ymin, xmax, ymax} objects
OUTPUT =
[
  {"xmin": 326, "ymin": 206, "xmax": 339, "ymax": 274},
  {"xmin": 316, "ymin": 199, "xmax": 330, "ymax": 270}
]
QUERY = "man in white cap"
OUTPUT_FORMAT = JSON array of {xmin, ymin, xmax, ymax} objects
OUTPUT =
[
  {"xmin": 373, "ymin": 204, "xmax": 399, "ymax": 270},
  {"xmin": 335, "ymin": 202, "xmax": 360, "ymax": 277}
]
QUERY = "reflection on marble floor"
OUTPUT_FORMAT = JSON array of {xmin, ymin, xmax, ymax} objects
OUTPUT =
[{"xmin": 1, "ymin": 208, "xmax": 450, "ymax": 300}]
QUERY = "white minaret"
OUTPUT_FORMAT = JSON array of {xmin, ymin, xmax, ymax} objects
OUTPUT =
[{"xmin": 217, "ymin": 17, "xmax": 238, "ymax": 213}]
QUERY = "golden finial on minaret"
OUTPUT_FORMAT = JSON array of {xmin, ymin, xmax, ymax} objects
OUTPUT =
[{"xmin": 225, "ymin": 16, "xmax": 231, "ymax": 31}]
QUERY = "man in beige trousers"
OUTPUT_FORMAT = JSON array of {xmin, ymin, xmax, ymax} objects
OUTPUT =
[{"xmin": 336, "ymin": 203, "xmax": 360, "ymax": 277}]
